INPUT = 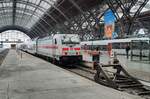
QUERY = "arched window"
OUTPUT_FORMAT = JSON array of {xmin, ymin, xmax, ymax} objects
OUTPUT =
[{"xmin": 0, "ymin": 30, "xmax": 31, "ymax": 48}]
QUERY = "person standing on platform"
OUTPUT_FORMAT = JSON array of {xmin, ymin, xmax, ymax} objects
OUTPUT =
[{"xmin": 125, "ymin": 44, "xmax": 130, "ymax": 59}]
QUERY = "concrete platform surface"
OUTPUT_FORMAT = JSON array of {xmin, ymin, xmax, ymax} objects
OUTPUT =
[
  {"xmin": 0, "ymin": 50, "xmax": 142, "ymax": 99},
  {"xmin": 115, "ymin": 55, "xmax": 150, "ymax": 82}
]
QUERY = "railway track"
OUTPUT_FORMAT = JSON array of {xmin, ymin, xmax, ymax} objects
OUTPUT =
[
  {"xmin": 0, "ymin": 49, "xmax": 9, "ymax": 65},
  {"xmin": 61, "ymin": 64, "xmax": 150, "ymax": 99},
  {"xmin": 64, "ymin": 66, "xmax": 95, "ymax": 81}
]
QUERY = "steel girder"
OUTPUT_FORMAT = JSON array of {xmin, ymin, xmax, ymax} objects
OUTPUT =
[
  {"xmin": 12, "ymin": 0, "xmax": 17, "ymax": 25},
  {"xmin": 31, "ymin": 0, "xmax": 103, "ymax": 39},
  {"xmin": 31, "ymin": 0, "xmax": 79, "ymax": 36},
  {"xmin": 60, "ymin": 4, "xmax": 107, "ymax": 41},
  {"xmin": 0, "ymin": 0, "xmax": 148, "ymax": 39},
  {"xmin": 18, "ymin": 0, "xmax": 77, "ymax": 36},
  {"xmin": 0, "ymin": 0, "xmax": 104, "ymax": 39},
  {"xmin": 35, "ymin": 0, "xmax": 104, "ymax": 40},
  {"xmin": 106, "ymin": 0, "xmax": 149, "ymax": 36},
  {"xmin": 0, "ymin": 11, "xmax": 53, "ymax": 36},
  {"xmin": 0, "ymin": 0, "xmax": 58, "ymax": 38},
  {"xmin": 0, "ymin": 25, "xmax": 31, "ymax": 36},
  {"xmin": 132, "ymin": 11, "xmax": 150, "ymax": 35}
]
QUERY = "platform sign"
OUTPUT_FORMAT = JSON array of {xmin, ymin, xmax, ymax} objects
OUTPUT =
[
  {"xmin": 112, "ymin": 32, "xmax": 118, "ymax": 39},
  {"xmin": 104, "ymin": 9, "xmax": 116, "ymax": 25},
  {"xmin": 104, "ymin": 24, "xmax": 114, "ymax": 38},
  {"xmin": 104, "ymin": 9, "xmax": 116, "ymax": 56}
]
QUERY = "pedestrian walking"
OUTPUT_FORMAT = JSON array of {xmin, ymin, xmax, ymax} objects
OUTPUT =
[{"xmin": 125, "ymin": 44, "xmax": 130, "ymax": 59}]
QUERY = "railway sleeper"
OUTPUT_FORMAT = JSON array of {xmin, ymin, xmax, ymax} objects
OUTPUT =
[
  {"xmin": 114, "ymin": 79, "xmax": 134, "ymax": 83},
  {"xmin": 118, "ymin": 84, "xmax": 143, "ymax": 88},
  {"xmin": 116, "ymin": 81, "xmax": 139, "ymax": 86},
  {"xmin": 138, "ymin": 91, "xmax": 150, "ymax": 95},
  {"xmin": 94, "ymin": 63, "xmax": 150, "ymax": 95}
]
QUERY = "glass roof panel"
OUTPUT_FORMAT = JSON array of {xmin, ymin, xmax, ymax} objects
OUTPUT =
[
  {"xmin": 130, "ymin": 0, "xmax": 150, "ymax": 13},
  {"xmin": 14, "ymin": 0, "xmax": 57, "ymax": 28},
  {"xmin": 0, "ymin": 4, "xmax": 2, "ymax": 7},
  {"xmin": 26, "ymin": 5, "xmax": 36, "ymax": 11},
  {"xmin": 16, "ymin": 10, "xmax": 23, "ymax": 13},
  {"xmin": 35, "ymin": 9, "xmax": 44, "ymax": 15},
  {"xmin": 40, "ymin": 1, "xmax": 51, "ymax": 9},
  {"xmin": 0, "ymin": 30, "xmax": 31, "ymax": 46},
  {"xmin": 17, "ymin": 3, "xmax": 26, "ymax": 8},
  {"xmin": 0, "ymin": 0, "xmax": 58, "ymax": 29},
  {"xmin": 141, "ymin": 1, "xmax": 150, "ymax": 12},
  {"xmin": 45, "ymin": 0, "xmax": 56, "ymax": 5},
  {"xmin": 33, "ymin": 0, "xmax": 41, "ymax": 5}
]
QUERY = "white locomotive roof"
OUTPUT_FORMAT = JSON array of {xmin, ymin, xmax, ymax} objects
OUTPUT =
[
  {"xmin": 53, "ymin": 34, "xmax": 79, "ymax": 37},
  {"xmin": 81, "ymin": 40, "xmax": 108, "ymax": 45},
  {"xmin": 37, "ymin": 34, "xmax": 80, "ymax": 41}
]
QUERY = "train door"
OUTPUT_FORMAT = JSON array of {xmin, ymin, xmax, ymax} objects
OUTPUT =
[
  {"xmin": 36, "ymin": 38, "xmax": 39, "ymax": 54},
  {"xmin": 131, "ymin": 40, "xmax": 150, "ymax": 62},
  {"xmin": 52, "ymin": 38, "xmax": 57, "ymax": 59},
  {"xmin": 99, "ymin": 44, "xmax": 110, "ymax": 64},
  {"xmin": 107, "ymin": 43, "xmax": 113, "ymax": 57}
]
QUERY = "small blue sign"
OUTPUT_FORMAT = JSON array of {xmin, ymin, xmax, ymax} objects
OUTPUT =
[
  {"xmin": 112, "ymin": 32, "xmax": 118, "ymax": 39},
  {"xmin": 104, "ymin": 9, "xmax": 116, "ymax": 25}
]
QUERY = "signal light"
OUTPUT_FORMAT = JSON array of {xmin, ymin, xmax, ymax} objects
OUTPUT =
[
  {"xmin": 74, "ymin": 48, "xmax": 80, "ymax": 50},
  {"xmin": 62, "ymin": 48, "xmax": 69, "ymax": 51},
  {"xmin": 76, "ymin": 52, "xmax": 78, "ymax": 55}
]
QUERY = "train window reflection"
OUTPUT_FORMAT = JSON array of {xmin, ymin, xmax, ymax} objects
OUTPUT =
[{"xmin": 81, "ymin": 45, "xmax": 107, "ymax": 51}]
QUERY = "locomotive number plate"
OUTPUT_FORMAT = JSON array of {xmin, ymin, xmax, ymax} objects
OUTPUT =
[{"xmin": 69, "ymin": 50, "xmax": 75, "ymax": 54}]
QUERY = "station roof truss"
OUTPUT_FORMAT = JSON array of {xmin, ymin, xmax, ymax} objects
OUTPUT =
[
  {"xmin": 106, "ymin": 0, "xmax": 150, "ymax": 35},
  {"xmin": 0, "ymin": 0, "xmax": 149, "ymax": 39},
  {"xmin": 0, "ymin": 0, "xmax": 59, "ymax": 38}
]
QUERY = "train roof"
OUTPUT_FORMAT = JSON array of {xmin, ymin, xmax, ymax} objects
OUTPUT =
[
  {"xmin": 38, "ymin": 34, "xmax": 79, "ymax": 40},
  {"xmin": 53, "ymin": 34, "xmax": 79, "ymax": 37},
  {"xmin": 81, "ymin": 40, "xmax": 108, "ymax": 45},
  {"xmin": 81, "ymin": 37, "xmax": 150, "ymax": 45}
]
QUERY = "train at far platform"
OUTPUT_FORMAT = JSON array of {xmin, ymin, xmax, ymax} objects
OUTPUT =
[
  {"xmin": 20, "ymin": 34, "xmax": 82, "ymax": 64},
  {"xmin": 81, "ymin": 37, "xmax": 150, "ymax": 69}
]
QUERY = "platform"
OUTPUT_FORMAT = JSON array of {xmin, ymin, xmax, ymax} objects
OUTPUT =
[
  {"xmin": 116, "ymin": 55, "xmax": 150, "ymax": 83},
  {"xmin": 0, "ymin": 49, "xmax": 142, "ymax": 99}
]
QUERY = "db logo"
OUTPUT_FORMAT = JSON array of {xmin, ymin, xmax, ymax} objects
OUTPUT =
[{"xmin": 70, "ymin": 48, "xmax": 73, "ymax": 50}]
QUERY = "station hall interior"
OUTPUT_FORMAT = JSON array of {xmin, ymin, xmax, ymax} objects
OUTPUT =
[{"xmin": 0, "ymin": 0, "xmax": 150, "ymax": 99}]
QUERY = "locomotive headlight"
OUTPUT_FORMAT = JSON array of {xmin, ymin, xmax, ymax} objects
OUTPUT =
[
  {"xmin": 76, "ymin": 52, "xmax": 78, "ymax": 55},
  {"xmin": 65, "ymin": 52, "xmax": 68, "ymax": 55},
  {"xmin": 76, "ymin": 52, "xmax": 80, "ymax": 55}
]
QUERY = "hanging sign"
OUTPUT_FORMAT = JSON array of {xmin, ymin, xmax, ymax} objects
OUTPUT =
[{"xmin": 104, "ymin": 9, "xmax": 116, "ymax": 38}]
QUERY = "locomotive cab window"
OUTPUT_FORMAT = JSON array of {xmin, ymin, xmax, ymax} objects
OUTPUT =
[{"xmin": 62, "ymin": 35, "xmax": 80, "ymax": 44}]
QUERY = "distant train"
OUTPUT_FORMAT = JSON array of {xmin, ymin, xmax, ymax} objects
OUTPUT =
[
  {"xmin": 81, "ymin": 37, "xmax": 150, "ymax": 55},
  {"xmin": 81, "ymin": 37, "xmax": 150, "ymax": 68},
  {"xmin": 20, "ymin": 34, "xmax": 82, "ymax": 64}
]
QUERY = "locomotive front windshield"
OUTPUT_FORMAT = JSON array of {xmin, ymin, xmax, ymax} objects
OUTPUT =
[{"xmin": 62, "ymin": 35, "xmax": 80, "ymax": 44}]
